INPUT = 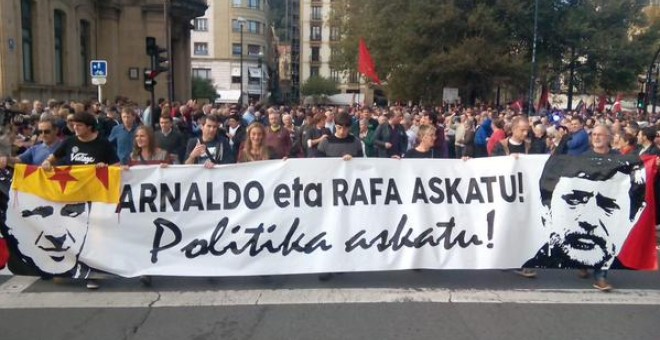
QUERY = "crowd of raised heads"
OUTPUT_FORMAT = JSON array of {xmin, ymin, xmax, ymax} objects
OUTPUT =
[{"xmin": 2, "ymin": 95, "xmax": 660, "ymax": 164}]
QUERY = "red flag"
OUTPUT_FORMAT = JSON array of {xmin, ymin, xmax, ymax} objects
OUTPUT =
[
  {"xmin": 617, "ymin": 156, "xmax": 658, "ymax": 270},
  {"xmin": 358, "ymin": 38, "xmax": 381, "ymax": 85},
  {"xmin": 0, "ymin": 238, "xmax": 8, "ymax": 270},
  {"xmin": 536, "ymin": 87, "xmax": 549, "ymax": 112},
  {"xmin": 597, "ymin": 94, "xmax": 607, "ymax": 113},
  {"xmin": 511, "ymin": 99, "xmax": 523, "ymax": 112},
  {"xmin": 612, "ymin": 93, "xmax": 622, "ymax": 113}
]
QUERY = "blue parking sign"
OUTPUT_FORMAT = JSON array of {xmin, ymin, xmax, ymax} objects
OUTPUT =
[{"xmin": 90, "ymin": 60, "xmax": 108, "ymax": 77}]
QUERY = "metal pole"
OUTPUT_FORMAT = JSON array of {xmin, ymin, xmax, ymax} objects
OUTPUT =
[
  {"xmin": 527, "ymin": 0, "xmax": 539, "ymax": 116},
  {"xmin": 165, "ymin": 0, "xmax": 173, "ymax": 103},
  {"xmin": 150, "ymin": 54, "xmax": 156, "ymax": 118},
  {"xmin": 567, "ymin": 47, "xmax": 576, "ymax": 111},
  {"xmin": 652, "ymin": 65, "xmax": 659, "ymax": 115},
  {"xmin": 98, "ymin": 85, "xmax": 102, "ymax": 104},
  {"xmin": 259, "ymin": 53, "xmax": 263, "ymax": 103},
  {"xmin": 240, "ymin": 24, "xmax": 244, "ymax": 107},
  {"xmin": 646, "ymin": 46, "xmax": 660, "ymax": 115}
]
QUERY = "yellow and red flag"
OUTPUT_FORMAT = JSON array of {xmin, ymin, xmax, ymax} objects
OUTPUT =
[{"xmin": 11, "ymin": 164, "xmax": 121, "ymax": 203}]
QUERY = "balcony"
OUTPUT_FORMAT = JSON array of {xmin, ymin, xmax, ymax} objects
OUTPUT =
[{"xmin": 170, "ymin": 0, "xmax": 208, "ymax": 20}]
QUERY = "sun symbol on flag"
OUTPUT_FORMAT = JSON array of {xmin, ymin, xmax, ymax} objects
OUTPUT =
[{"xmin": 48, "ymin": 166, "xmax": 78, "ymax": 192}]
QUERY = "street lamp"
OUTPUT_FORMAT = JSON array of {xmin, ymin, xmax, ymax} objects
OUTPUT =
[
  {"xmin": 527, "ymin": 0, "xmax": 539, "ymax": 116},
  {"xmin": 237, "ymin": 17, "xmax": 246, "ymax": 107},
  {"xmin": 258, "ymin": 51, "xmax": 263, "ymax": 103}
]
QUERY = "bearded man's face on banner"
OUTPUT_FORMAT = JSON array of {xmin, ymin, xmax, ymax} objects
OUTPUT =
[{"xmin": 545, "ymin": 173, "xmax": 633, "ymax": 267}]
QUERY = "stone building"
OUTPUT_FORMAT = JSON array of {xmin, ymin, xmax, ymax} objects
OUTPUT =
[
  {"xmin": 191, "ymin": 0, "xmax": 270, "ymax": 105},
  {"xmin": 0, "ymin": 0, "xmax": 206, "ymax": 104},
  {"xmin": 300, "ymin": 0, "xmax": 373, "ymax": 105}
]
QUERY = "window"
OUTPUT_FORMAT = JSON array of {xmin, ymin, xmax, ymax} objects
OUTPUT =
[
  {"xmin": 311, "ymin": 47, "xmax": 320, "ymax": 62},
  {"xmin": 232, "ymin": 0, "xmax": 242, "ymax": 7},
  {"xmin": 349, "ymin": 71, "xmax": 358, "ymax": 83},
  {"xmin": 80, "ymin": 20, "xmax": 90, "ymax": 86},
  {"xmin": 54, "ymin": 10, "xmax": 65, "ymax": 84},
  {"xmin": 247, "ymin": 44, "xmax": 261, "ymax": 56},
  {"xmin": 248, "ymin": 0, "xmax": 260, "ymax": 9},
  {"xmin": 311, "ymin": 6, "xmax": 322, "ymax": 20},
  {"xmin": 247, "ymin": 20, "xmax": 260, "ymax": 34},
  {"xmin": 330, "ymin": 69, "xmax": 340, "ymax": 83},
  {"xmin": 194, "ymin": 42, "xmax": 208, "ymax": 55},
  {"xmin": 194, "ymin": 18, "xmax": 208, "ymax": 31},
  {"xmin": 232, "ymin": 67, "xmax": 241, "ymax": 84},
  {"xmin": 21, "ymin": 0, "xmax": 33, "ymax": 82},
  {"xmin": 232, "ymin": 43, "xmax": 242, "ymax": 56},
  {"xmin": 330, "ymin": 26, "xmax": 340, "ymax": 41},
  {"xmin": 311, "ymin": 25, "xmax": 321, "ymax": 41},
  {"xmin": 248, "ymin": 68, "xmax": 260, "ymax": 85},
  {"xmin": 192, "ymin": 68, "xmax": 212, "ymax": 80},
  {"xmin": 331, "ymin": 47, "xmax": 339, "ymax": 59},
  {"xmin": 310, "ymin": 66, "xmax": 320, "ymax": 77}
]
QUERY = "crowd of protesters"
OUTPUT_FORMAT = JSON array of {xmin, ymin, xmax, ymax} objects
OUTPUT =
[
  {"xmin": 1, "ymin": 95, "xmax": 660, "ymax": 291},
  {"xmin": 3, "ymin": 96, "xmax": 660, "ymax": 163}
]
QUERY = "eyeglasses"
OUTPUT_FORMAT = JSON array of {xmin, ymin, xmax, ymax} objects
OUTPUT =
[{"xmin": 36, "ymin": 129, "xmax": 52, "ymax": 135}]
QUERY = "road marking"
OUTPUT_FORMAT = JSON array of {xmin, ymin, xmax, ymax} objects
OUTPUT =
[
  {"xmin": 1, "ymin": 288, "xmax": 660, "ymax": 309},
  {"xmin": 0, "ymin": 276, "xmax": 39, "ymax": 294}
]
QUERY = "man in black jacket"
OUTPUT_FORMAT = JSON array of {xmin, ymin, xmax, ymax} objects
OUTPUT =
[{"xmin": 373, "ymin": 112, "xmax": 407, "ymax": 158}]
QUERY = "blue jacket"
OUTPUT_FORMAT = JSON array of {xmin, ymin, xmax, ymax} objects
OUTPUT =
[
  {"xmin": 108, "ymin": 124, "xmax": 138, "ymax": 165},
  {"xmin": 474, "ymin": 118, "xmax": 492, "ymax": 146},
  {"xmin": 566, "ymin": 129, "xmax": 589, "ymax": 156}
]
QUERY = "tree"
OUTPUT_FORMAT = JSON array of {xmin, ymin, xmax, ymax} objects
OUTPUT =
[
  {"xmin": 300, "ymin": 76, "xmax": 339, "ymax": 103},
  {"xmin": 191, "ymin": 77, "xmax": 218, "ymax": 102},
  {"xmin": 330, "ymin": 0, "xmax": 659, "ymax": 105}
]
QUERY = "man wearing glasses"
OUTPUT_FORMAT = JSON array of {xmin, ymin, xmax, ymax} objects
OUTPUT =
[{"xmin": 0, "ymin": 117, "xmax": 61, "ymax": 169}]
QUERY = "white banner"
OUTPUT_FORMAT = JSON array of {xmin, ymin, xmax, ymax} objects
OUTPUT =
[{"xmin": 2, "ymin": 155, "xmax": 652, "ymax": 278}]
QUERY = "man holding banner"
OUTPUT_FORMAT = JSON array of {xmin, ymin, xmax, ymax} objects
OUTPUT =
[
  {"xmin": 38, "ymin": 111, "xmax": 119, "ymax": 289},
  {"xmin": 41, "ymin": 112, "xmax": 119, "ymax": 170}
]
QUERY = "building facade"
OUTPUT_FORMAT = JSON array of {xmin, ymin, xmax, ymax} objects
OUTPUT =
[
  {"xmin": 0, "ymin": 0, "xmax": 206, "ymax": 104},
  {"xmin": 191, "ymin": 0, "xmax": 270, "ymax": 105},
  {"xmin": 299, "ymin": 0, "xmax": 372, "ymax": 104},
  {"xmin": 275, "ymin": 0, "xmax": 300, "ymax": 104}
]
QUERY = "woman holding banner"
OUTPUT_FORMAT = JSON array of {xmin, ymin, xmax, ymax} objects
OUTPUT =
[
  {"xmin": 129, "ymin": 125, "xmax": 174, "ymax": 166},
  {"xmin": 404, "ymin": 125, "xmax": 441, "ymax": 159},
  {"xmin": 237, "ymin": 122, "xmax": 275, "ymax": 162},
  {"xmin": 126, "ymin": 125, "xmax": 172, "ymax": 286}
]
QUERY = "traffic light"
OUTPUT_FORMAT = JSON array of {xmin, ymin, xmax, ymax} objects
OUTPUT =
[
  {"xmin": 144, "ymin": 69, "xmax": 157, "ymax": 91},
  {"xmin": 637, "ymin": 92, "xmax": 646, "ymax": 109},
  {"xmin": 152, "ymin": 46, "xmax": 169, "ymax": 76},
  {"xmin": 146, "ymin": 37, "xmax": 157, "ymax": 56},
  {"xmin": 145, "ymin": 36, "xmax": 168, "ymax": 82}
]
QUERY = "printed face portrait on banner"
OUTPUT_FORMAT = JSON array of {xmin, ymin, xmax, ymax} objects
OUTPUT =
[
  {"xmin": 529, "ymin": 156, "xmax": 646, "ymax": 269},
  {"xmin": 5, "ymin": 192, "xmax": 90, "ymax": 275}
]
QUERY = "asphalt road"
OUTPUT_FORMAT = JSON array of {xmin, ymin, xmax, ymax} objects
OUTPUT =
[{"xmin": 1, "ymin": 266, "xmax": 659, "ymax": 340}]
